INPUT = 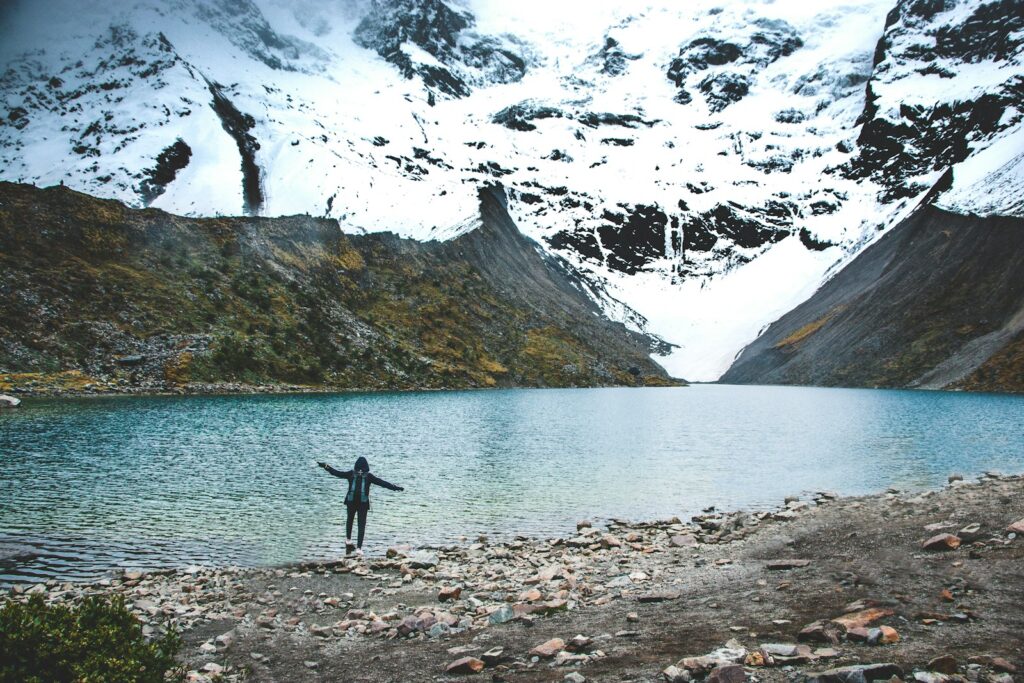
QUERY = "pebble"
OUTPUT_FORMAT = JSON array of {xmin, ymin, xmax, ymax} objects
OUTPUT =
[
  {"xmin": 530, "ymin": 638, "xmax": 565, "ymax": 658},
  {"xmin": 663, "ymin": 665, "xmax": 692, "ymax": 683},
  {"xmin": 438, "ymin": 586, "xmax": 461, "ymax": 602},
  {"xmin": 991, "ymin": 659, "xmax": 1017, "ymax": 674},
  {"xmin": 766, "ymin": 559, "xmax": 812, "ymax": 570},
  {"xmin": 928, "ymin": 655, "xmax": 958, "ymax": 674},
  {"xmin": 922, "ymin": 533, "xmax": 962, "ymax": 551},
  {"xmin": 708, "ymin": 663, "xmax": 747, "ymax": 683},
  {"xmin": 445, "ymin": 656, "xmax": 484, "ymax": 674}
]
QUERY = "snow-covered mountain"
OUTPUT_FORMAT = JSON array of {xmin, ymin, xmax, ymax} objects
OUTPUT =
[{"xmin": 1, "ymin": 0, "xmax": 1021, "ymax": 381}]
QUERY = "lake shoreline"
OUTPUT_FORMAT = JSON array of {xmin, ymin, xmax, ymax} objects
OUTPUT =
[
  {"xmin": 0, "ymin": 375, "xmax": 686, "ymax": 400},
  {"xmin": 5, "ymin": 473, "xmax": 1023, "ymax": 682}
]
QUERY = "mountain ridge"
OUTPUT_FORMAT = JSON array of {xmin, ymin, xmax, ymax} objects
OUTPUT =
[
  {"xmin": 0, "ymin": 180, "xmax": 678, "ymax": 395},
  {"xmin": 721, "ymin": 201, "xmax": 1024, "ymax": 393},
  {"xmin": 1, "ymin": 0, "xmax": 1021, "ymax": 382}
]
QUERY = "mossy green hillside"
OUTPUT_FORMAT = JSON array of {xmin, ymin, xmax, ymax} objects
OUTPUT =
[{"xmin": 0, "ymin": 182, "xmax": 676, "ymax": 392}]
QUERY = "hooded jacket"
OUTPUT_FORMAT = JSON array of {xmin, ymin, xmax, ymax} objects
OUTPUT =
[{"xmin": 322, "ymin": 457, "xmax": 402, "ymax": 507}]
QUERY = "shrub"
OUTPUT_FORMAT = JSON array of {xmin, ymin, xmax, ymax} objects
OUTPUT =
[{"xmin": 0, "ymin": 594, "xmax": 183, "ymax": 683}]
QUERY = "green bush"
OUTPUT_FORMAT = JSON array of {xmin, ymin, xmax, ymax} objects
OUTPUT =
[{"xmin": 0, "ymin": 594, "xmax": 183, "ymax": 683}]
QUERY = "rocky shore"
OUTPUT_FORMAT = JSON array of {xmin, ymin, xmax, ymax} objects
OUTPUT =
[
  {"xmin": 0, "ymin": 370, "xmax": 360, "ymax": 398},
  {"xmin": 4, "ymin": 474, "xmax": 1023, "ymax": 682}
]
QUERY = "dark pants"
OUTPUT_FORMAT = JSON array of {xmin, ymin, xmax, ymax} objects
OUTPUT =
[{"xmin": 345, "ymin": 503, "xmax": 369, "ymax": 549}]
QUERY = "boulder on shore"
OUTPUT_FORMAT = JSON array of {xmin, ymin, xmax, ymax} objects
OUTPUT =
[
  {"xmin": 531, "ymin": 638, "xmax": 566, "ymax": 658},
  {"xmin": 922, "ymin": 533, "xmax": 961, "ymax": 551},
  {"xmin": 445, "ymin": 656, "xmax": 484, "ymax": 674}
]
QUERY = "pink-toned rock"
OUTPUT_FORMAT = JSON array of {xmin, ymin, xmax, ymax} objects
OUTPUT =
[
  {"xmin": 530, "ymin": 638, "xmax": 565, "ymax": 658},
  {"xmin": 601, "ymin": 534, "xmax": 622, "ymax": 548},
  {"xmin": 436, "ymin": 612, "xmax": 459, "ymax": 627},
  {"xmin": 922, "ymin": 534, "xmax": 961, "ymax": 551},
  {"xmin": 513, "ymin": 602, "xmax": 543, "ymax": 619},
  {"xmin": 928, "ymin": 655, "xmax": 958, "ymax": 674},
  {"xmin": 397, "ymin": 615, "xmax": 419, "ymax": 636},
  {"xmin": 708, "ymin": 663, "xmax": 747, "ymax": 683},
  {"xmin": 798, "ymin": 620, "xmax": 845, "ymax": 645},
  {"xmin": 537, "ymin": 565, "xmax": 565, "ymax": 582},
  {"xmin": 846, "ymin": 627, "xmax": 871, "ymax": 642},
  {"xmin": 1007, "ymin": 519, "xmax": 1024, "ymax": 535},
  {"xmin": 520, "ymin": 588, "xmax": 542, "ymax": 602},
  {"xmin": 445, "ymin": 657, "xmax": 484, "ymax": 674},
  {"xmin": 438, "ymin": 586, "xmax": 462, "ymax": 602},
  {"xmin": 832, "ymin": 608, "xmax": 894, "ymax": 630},
  {"xmin": 992, "ymin": 658, "xmax": 1017, "ymax": 674}
]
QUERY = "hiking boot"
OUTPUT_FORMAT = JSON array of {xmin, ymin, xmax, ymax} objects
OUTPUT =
[
  {"xmin": 345, "ymin": 542, "xmax": 355, "ymax": 555},
  {"xmin": 355, "ymin": 548, "xmax": 364, "ymax": 557}
]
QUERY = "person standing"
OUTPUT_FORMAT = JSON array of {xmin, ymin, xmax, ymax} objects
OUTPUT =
[{"xmin": 317, "ymin": 456, "xmax": 403, "ymax": 555}]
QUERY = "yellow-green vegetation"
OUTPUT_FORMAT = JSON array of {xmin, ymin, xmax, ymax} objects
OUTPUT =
[
  {"xmin": 0, "ymin": 371, "xmax": 105, "ymax": 393},
  {"xmin": 954, "ymin": 330, "xmax": 1024, "ymax": 393},
  {"xmin": 0, "ymin": 594, "xmax": 183, "ymax": 683},
  {"xmin": 773, "ymin": 308, "xmax": 843, "ymax": 350},
  {"xmin": 0, "ymin": 182, "xmax": 675, "ymax": 393}
]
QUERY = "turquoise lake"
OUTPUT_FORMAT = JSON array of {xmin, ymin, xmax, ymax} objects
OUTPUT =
[{"xmin": 1, "ymin": 384, "xmax": 1022, "ymax": 585}]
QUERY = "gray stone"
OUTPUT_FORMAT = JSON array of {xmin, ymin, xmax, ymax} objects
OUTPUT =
[
  {"xmin": 407, "ymin": 550, "xmax": 439, "ymax": 568},
  {"xmin": 488, "ymin": 604, "xmax": 514, "ymax": 625},
  {"xmin": 760, "ymin": 643, "xmax": 800, "ymax": 657},
  {"xmin": 0, "ymin": 395, "xmax": 20, "ymax": 408},
  {"xmin": 670, "ymin": 534, "xmax": 698, "ymax": 548},
  {"xmin": 807, "ymin": 663, "xmax": 905, "ymax": 683},
  {"xmin": 664, "ymin": 665, "xmax": 692, "ymax": 683},
  {"xmin": 638, "ymin": 592, "xmax": 680, "ymax": 603},
  {"xmin": 766, "ymin": 559, "xmax": 812, "ymax": 570}
]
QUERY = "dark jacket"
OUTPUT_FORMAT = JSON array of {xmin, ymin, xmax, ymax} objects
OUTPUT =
[{"xmin": 322, "ymin": 460, "xmax": 401, "ymax": 508}]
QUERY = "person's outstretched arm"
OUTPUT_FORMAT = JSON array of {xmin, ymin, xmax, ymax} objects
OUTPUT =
[
  {"xmin": 318, "ymin": 462, "xmax": 352, "ymax": 479},
  {"xmin": 368, "ymin": 473, "xmax": 404, "ymax": 491}
]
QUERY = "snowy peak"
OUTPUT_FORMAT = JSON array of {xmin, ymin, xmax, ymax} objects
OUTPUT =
[
  {"xmin": 187, "ymin": 0, "xmax": 332, "ymax": 73},
  {"xmin": 848, "ymin": 0, "xmax": 1024, "ymax": 200},
  {"xmin": 666, "ymin": 14, "xmax": 804, "ymax": 110},
  {"xmin": 0, "ymin": 0, "xmax": 1022, "ymax": 382},
  {"xmin": 353, "ymin": 0, "xmax": 528, "ymax": 98}
]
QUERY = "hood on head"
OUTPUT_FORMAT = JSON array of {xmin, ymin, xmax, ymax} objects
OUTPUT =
[{"xmin": 354, "ymin": 456, "xmax": 369, "ymax": 472}]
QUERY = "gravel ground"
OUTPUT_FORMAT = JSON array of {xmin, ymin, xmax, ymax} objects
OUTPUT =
[{"xmin": 8, "ymin": 474, "xmax": 1023, "ymax": 683}]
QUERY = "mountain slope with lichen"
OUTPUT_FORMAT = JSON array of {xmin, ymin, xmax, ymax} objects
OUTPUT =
[{"xmin": 0, "ymin": 182, "xmax": 676, "ymax": 395}]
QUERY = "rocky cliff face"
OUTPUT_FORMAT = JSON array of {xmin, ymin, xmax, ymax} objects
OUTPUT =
[
  {"xmin": 1, "ymin": 0, "xmax": 1021, "ymax": 382},
  {"xmin": 721, "ymin": 202, "xmax": 1024, "ymax": 393},
  {"xmin": 0, "ymin": 182, "xmax": 675, "ymax": 394}
]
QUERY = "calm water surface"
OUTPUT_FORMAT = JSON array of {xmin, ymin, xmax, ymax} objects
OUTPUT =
[{"xmin": 1, "ymin": 384, "xmax": 1022, "ymax": 584}]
